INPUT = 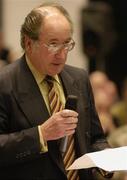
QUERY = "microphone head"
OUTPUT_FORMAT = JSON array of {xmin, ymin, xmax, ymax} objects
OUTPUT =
[{"xmin": 65, "ymin": 95, "xmax": 78, "ymax": 111}]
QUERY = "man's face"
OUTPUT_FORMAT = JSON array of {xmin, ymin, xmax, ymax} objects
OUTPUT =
[{"xmin": 27, "ymin": 13, "xmax": 73, "ymax": 76}]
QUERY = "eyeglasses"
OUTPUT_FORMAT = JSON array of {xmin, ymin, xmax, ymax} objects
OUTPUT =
[{"xmin": 43, "ymin": 39, "xmax": 75, "ymax": 53}]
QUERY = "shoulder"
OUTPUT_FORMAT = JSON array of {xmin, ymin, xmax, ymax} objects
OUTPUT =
[
  {"xmin": 0, "ymin": 56, "xmax": 24, "ymax": 80},
  {"xmin": 62, "ymin": 65, "xmax": 92, "ymax": 94},
  {"xmin": 0, "ymin": 61, "xmax": 17, "ymax": 81},
  {"xmin": 64, "ymin": 64, "xmax": 88, "ymax": 80},
  {"xmin": 0, "ymin": 56, "xmax": 24, "ymax": 91}
]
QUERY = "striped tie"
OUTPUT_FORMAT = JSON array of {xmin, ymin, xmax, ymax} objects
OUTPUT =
[
  {"xmin": 45, "ymin": 75, "xmax": 63, "ymax": 113},
  {"xmin": 45, "ymin": 76, "xmax": 79, "ymax": 180},
  {"xmin": 63, "ymin": 135, "xmax": 79, "ymax": 180}
]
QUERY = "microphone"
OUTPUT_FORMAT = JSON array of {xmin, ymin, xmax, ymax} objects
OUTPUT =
[{"xmin": 60, "ymin": 95, "xmax": 78, "ymax": 154}]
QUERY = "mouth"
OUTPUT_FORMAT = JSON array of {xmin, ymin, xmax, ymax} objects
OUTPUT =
[{"xmin": 52, "ymin": 63, "xmax": 63, "ymax": 66}]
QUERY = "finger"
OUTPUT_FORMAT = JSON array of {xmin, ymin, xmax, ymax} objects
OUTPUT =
[
  {"xmin": 65, "ymin": 129, "xmax": 75, "ymax": 136},
  {"xmin": 66, "ymin": 123, "xmax": 77, "ymax": 130},
  {"xmin": 61, "ymin": 109, "xmax": 78, "ymax": 117},
  {"xmin": 64, "ymin": 117, "xmax": 78, "ymax": 124}
]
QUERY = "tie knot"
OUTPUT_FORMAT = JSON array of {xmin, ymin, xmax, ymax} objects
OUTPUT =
[
  {"xmin": 45, "ymin": 75, "xmax": 53, "ymax": 81},
  {"xmin": 45, "ymin": 75, "xmax": 54, "ymax": 88}
]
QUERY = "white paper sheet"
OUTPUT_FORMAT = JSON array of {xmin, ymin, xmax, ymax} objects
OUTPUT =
[{"xmin": 68, "ymin": 146, "xmax": 127, "ymax": 172}]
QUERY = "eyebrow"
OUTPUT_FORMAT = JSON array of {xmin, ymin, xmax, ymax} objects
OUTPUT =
[{"xmin": 48, "ymin": 37, "xmax": 72, "ymax": 43}]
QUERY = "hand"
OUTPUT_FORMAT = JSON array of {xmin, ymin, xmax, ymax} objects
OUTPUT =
[
  {"xmin": 40, "ymin": 109, "xmax": 78, "ymax": 141},
  {"xmin": 96, "ymin": 168, "xmax": 114, "ymax": 178}
]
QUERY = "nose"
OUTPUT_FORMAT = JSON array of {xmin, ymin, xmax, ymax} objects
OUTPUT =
[{"xmin": 55, "ymin": 48, "xmax": 67, "ymax": 59}]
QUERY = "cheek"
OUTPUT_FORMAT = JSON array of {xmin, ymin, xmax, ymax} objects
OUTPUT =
[
  {"xmin": 64, "ymin": 53, "xmax": 68, "ymax": 60},
  {"xmin": 38, "ymin": 48, "xmax": 53, "ymax": 59},
  {"xmin": 39, "ymin": 52, "xmax": 54, "ymax": 67}
]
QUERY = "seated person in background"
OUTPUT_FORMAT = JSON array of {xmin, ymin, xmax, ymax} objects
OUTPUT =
[
  {"xmin": 90, "ymin": 71, "xmax": 119, "ymax": 136},
  {"xmin": 90, "ymin": 71, "xmax": 119, "ymax": 104},
  {"xmin": 94, "ymin": 89, "xmax": 117, "ymax": 136},
  {"xmin": 89, "ymin": 71, "xmax": 109, "ymax": 94}
]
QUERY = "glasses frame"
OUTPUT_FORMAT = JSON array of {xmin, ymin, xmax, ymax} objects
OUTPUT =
[{"xmin": 43, "ymin": 39, "xmax": 75, "ymax": 53}]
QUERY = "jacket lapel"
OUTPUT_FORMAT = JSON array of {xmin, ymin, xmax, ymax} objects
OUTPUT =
[
  {"xmin": 60, "ymin": 67, "xmax": 86, "ymax": 157},
  {"xmin": 60, "ymin": 68, "xmax": 79, "ymax": 98},
  {"xmin": 13, "ymin": 56, "xmax": 50, "ymax": 127}
]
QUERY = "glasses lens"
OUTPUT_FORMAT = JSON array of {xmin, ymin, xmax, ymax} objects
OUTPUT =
[
  {"xmin": 49, "ymin": 46, "xmax": 58, "ymax": 52},
  {"xmin": 44, "ymin": 39, "xmax": 75, "ymax": 53}
]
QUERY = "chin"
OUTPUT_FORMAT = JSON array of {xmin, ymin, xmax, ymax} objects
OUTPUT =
[
  {"xmin": 49, "ymin": 67, "xmax": 63, "ymax": 75},
  {"xmin": 49, "ymin": 71, "xmax": 60, "ymax": 76}
]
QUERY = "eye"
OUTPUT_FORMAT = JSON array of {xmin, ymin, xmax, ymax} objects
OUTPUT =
[
  {"xmin": 49, "ymin": 44, "xmax": 57, "ymax": 48},
  {"xmin": 48, "ymin": 42, "xmax": 58, "ymax": 47},
  {"xmin": 64, "ymin": 39, "xmax": 72, "ymax": 45}
]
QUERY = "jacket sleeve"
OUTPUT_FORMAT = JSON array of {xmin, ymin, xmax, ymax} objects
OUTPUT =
[{"xmin": 0, "ymin": 93, "xmax": 41, "ymax": 167}]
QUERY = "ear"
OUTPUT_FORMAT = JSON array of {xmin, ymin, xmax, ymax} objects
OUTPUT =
[{"xmin": 24, "ymin": 35, "xmax": 33, "ymax": 52}]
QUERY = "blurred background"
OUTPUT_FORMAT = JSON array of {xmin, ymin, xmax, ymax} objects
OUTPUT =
[{"xmin": 0, "ymin": 1, "xmax": 127, "ymax": 179}]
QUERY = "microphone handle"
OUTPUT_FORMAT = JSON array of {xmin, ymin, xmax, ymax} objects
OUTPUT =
[{"xmin": 60, "ymin": 136, "xmax": 68, "ymax": 154}]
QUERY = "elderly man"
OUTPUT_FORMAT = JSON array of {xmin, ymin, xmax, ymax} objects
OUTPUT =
[{"xmin": 0, "ymin": 2, "xmax": 112, "ymax": 180}]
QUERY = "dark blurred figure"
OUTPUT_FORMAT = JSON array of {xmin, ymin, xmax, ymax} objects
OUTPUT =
[
  {"xmin": 81, "ymin": 0, "xmax": 127, "ymax": 96},
  {"xmin": 81, "ymin": 1, "xmax": 116, "ymax": 73},
  {"xmin": 0, "ymin": 29, "xmax": 12, "ymax": 64}
]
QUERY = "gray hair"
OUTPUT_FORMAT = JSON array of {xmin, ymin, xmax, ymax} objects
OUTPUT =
[{"xmin": 20, "ymin": 2, "xmax": 73, "ymax": 50}]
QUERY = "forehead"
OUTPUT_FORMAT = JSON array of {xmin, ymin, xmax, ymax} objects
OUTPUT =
[
  {"xmin": 42, "ymin": 16, "xmax": 72, "ymax": 42},
  {"xmin": 37, "ymin": 6, "xmax": 72, "ymax": 41}
]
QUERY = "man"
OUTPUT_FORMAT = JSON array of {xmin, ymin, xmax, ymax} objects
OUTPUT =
[{"xmin": 0, "ymin": 2, "xmax": 112, "ymax": 180}]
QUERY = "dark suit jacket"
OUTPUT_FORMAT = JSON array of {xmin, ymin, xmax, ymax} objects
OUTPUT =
[{"xmin": 0, "ymin": 55, "xmax": 109, "ymax": 179}]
